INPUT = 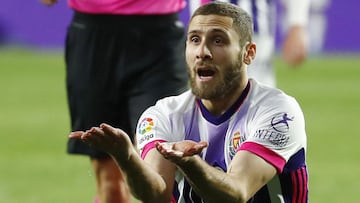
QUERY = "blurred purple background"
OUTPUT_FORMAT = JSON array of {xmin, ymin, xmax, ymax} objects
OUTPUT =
[{"xmin": 0, "ymin": 0, "xmax": 359, "ymax": 53}]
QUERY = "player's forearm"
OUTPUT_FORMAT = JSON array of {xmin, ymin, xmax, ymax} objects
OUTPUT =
[
  {"xmin": 111, "ymin": 149, "xmax": 170, "ymax": 203},
  {"xmin": 177, "ymin": 156, "xmax": 247, "ymax": 203}
]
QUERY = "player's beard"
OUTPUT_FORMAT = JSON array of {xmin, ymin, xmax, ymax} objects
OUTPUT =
[{"xmin": 188, "ymin": 56, "xmax": 243, "ymax": 100}]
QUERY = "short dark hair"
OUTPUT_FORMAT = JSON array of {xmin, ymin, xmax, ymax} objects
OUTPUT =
[{"xmin": 191, "ymin": 2, "xmax": 254, "ymax": 46}]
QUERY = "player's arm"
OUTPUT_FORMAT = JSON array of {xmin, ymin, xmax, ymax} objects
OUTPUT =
[
  {"xmin": 156, "ymin": 141, "xmax": 277, "ymax": 203},
  {"xmin": 69, "ymin": 124, "xmax": 176, "ymax": 203},
  {"xmin": 139, "ymin": 148, "xmax": 177, "ymax": 202},
  {"xmin": 114, "ymin": 148, "xmax": 176, "ymax": 203},
  {"xmin": 281, "ymin": 0, "xmax": 310, "ymax": 66}
]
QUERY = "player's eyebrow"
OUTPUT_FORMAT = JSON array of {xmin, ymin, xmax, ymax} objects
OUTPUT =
[{"xmin": 188, "ymin": 28, "xmax": 228, "ymax": 35}]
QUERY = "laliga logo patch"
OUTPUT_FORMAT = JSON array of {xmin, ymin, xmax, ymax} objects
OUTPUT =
[
  {"xmin": 229, "ymin": 131, "xmax": 242, "ymax": 157},
  {"xmin": 271, "ymin": 113, "xmax": 294, "ymax": 133},
  {"xmin": 138, "ymin": 117, "xmax": 154, "ymax": 135}
]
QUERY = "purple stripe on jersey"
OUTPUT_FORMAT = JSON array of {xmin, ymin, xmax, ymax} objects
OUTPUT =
[
  {"xmin": 184, "ymin": 104, "xmax": 228, "ymax": 170},
  {"xmin": 184, "ymin": 107, "xmax": 201, "ymax": 142},
  {"xmin": 204, "ymin": 122, "xmax": 229, "ymax": 170},
  {"xmin": 239, "ymin": 141, "xmax": 286, "ymax": 173}
]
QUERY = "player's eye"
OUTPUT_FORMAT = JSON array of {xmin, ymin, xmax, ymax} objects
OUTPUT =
[
  {"xmin": 214, "ymin": 37, "xmax": 223, "ymax": 45},
  {"xmin": 190, "ymin": 36, "xmax": 200, "ymax": 44}
]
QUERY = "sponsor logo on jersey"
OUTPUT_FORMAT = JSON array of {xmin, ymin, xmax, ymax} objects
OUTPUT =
[
  {"xmin": 253, "ymin": 129, "xmax": 289, "ymax": 148},
  {"xmin": 138, "ymin": 117, "xmax": 154, "ymax": 135},
  {"xmin": 251, "ymin": 112, "xmax": 293, "ymax": 148},
  {"xmin": 137, "ymin": 117, "xmax": 155, "ymax": 145},
  {"xmin": 271, "ymin": 112, "xmax": 294, "ymax": 133}
]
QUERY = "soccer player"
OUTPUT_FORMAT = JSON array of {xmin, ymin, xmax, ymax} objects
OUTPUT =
[
  {"xmin": 70, "ymin": 2, "xmax": 308, "ymax": 203},
  {"xmin": 187, "ymin": 0, "xmax": 310, "ymax": 87},
  {"xmin": 40, "ymin": 0, "xmax": 188, "ymax": 202}
]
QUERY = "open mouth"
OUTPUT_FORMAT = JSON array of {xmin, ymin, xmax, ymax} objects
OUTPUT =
[{"xmin": 197, "ymin": 68, "xmax": 216, "ymax": 80}]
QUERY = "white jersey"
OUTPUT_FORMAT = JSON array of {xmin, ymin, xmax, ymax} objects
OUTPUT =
[{"xmin": 136, "ymin": 79, "xmax": 308, "ymax": 203}]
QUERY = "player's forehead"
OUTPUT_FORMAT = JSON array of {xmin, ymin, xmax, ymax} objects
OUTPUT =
[{"xmin": 188, "ymin": 15, "xmax": 234, "ymax": 35}]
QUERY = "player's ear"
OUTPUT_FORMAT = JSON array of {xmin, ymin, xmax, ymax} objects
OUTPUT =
[{"xmin": 244, "ymin": 42, "xmax": 256, "ymax": 65}]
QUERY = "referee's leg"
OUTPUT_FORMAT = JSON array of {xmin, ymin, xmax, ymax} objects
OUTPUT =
[
  {"xmin": 91, "ymin": 158, "xmax": 131, "ymax": 203},
  {"xmin": 65, "ymin": 13, "xmax": 132, "ymax": 202}
]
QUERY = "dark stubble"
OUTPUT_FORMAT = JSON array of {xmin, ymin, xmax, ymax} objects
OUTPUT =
[{"xmin": 188, "ymin": 55, "xmax": 243, "ymax": 100}]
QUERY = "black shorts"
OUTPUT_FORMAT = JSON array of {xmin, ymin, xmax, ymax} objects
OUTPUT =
[{"xmin": 65, "ymin": 11, "xmax": 188, "ymax": 159}]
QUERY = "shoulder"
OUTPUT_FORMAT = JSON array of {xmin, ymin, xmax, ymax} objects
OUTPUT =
[
  {"xmin": 245, "ymin": 79, "xmax": 306, "ymax": 138},
  {"xmin": 242, "ymin": 80, "xmax": 307, "ymax": 166},
  {"xmin": 248, "ymin": 79, "xmax": 303, "ymax": 114},
  {"xmin": 149, "ymin": 90, "xmax": 195, "ymax": 114},
  {"xmin": 138, "ymin": 90, "xmax": 196, "ymax": 128},
  {"xmin": 135, "ymin": 90, "xmax": 195, "ymax": 152}
]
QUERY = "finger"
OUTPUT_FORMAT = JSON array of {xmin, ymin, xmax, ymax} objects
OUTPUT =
[
  {"xmin": 170, "ymin": 150, "xmax": 184, "ymax": 157},
  {"xmin": 155, "ymin": 142, "xmax": 169, "ymax": 154},
  {"xmin": 158, "ymin": 142, "xmax": 185, "ymax": 158},
  {"xmin": 83, "ymin": 128, "xmax": 109, "ymax": 144},
  {"xmin": 68, "ymin": 131, "xmax": 84, "ymax": 139},
  {"xmin": 192, "ymin": 141, "xmax": 208, "ymax": 152},
  {"xmin": 87, "ymin": 127, "xmax": 105, "ymax": 137},
  {"xmin": 156, "ymin": 142, "xmax": 174, "ymax": 156},
  {"xmin": 198, "ymin": 141, "xmax": 209, "ymax": 148},
  {"xmin": 183, "ymin": 141, "xmax": 208, "ymax": 155},
  {"xmin": 100, "ymin": 123, "xmax": 127, "ymax": 138}
]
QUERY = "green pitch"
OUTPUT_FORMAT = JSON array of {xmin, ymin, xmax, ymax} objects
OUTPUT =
[{"xmin": 0, "ymin": 47, "xmax": 359, "ymax": 203}]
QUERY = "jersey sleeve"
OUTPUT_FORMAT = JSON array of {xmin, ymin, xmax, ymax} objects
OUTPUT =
[
  {"xmin": 240, "ymin": 96, "xmax": 307, "ymax": 173},
  {"xmin": 135, "ymin": 91, "xmax": 194, "ymax": 159},
  {"xmin": 135, "ymin": 105, "xmax": 172, "ymax": 159}
]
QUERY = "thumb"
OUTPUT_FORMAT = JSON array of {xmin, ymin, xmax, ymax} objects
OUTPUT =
[
  {"xmin": 194, "ymin": 141, "xmax": 209, "ymax": 151},
  {"xmin": 190, "ymin": 141, "xmax": 209, "ymax": 155},
  {"xmin": 198, "ymin": 141, "xmax": 209, "ymax": 148}
]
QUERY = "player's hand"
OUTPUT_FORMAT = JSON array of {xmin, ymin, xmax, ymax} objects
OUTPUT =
[
  {"xmin": 39, "ymin": 0, "xmax": 59, "ymax": 6},
  {"xmin": 69, "ymin": 123, "xmax": 133, "ymax": 157},
  {"xmin": 155, "ymin": 140, "xmax": 208, "ymax": 164},
  {"xmin": 282, "ymin": 25, "xmax": 308, "ymax": 67}
]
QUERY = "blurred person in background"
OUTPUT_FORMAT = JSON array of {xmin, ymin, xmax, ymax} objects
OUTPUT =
[
  {"xmin": 187, "ymin": 0, "xmax": 310, "ymax": 87},
  {"xmin": 307, "ymin": 0, "xmax": 330, "ymax": 55},
  {"xmin": 39, "ymin": 0, "xmax": 188, "ymax": 202}
]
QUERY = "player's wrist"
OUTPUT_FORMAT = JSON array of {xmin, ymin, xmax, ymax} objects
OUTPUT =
[
  {"xmin": 111, "ymin": 146, "xmax": 137, "ymax": 165},
  {"xmin": 176, "ymin": 155, "xmax": 202, "ymax": 170}
]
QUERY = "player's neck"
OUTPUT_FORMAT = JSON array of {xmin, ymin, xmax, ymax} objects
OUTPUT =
[{"xmin": 201, "ymin": 79, "xmax": 249, "ymax": 116}]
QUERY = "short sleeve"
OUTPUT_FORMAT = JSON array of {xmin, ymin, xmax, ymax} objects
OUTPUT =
[
  {"xmin": 240, "ymin": 96, "xmax": 306, "ymax": 173},
  {"xmin": 135, "ymin": 106, "xmax": 172, "ymax": 158}
]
